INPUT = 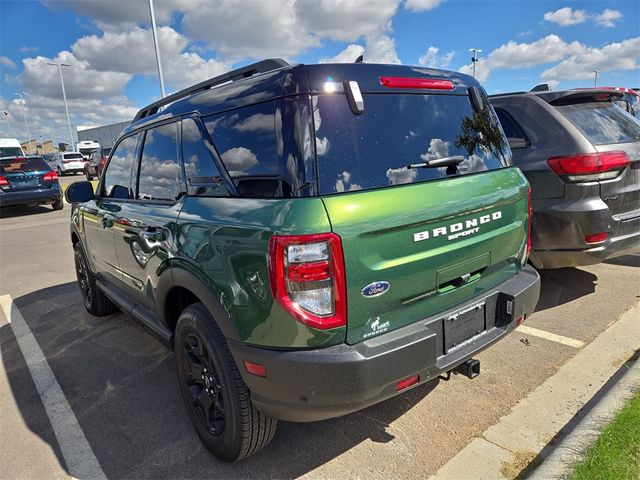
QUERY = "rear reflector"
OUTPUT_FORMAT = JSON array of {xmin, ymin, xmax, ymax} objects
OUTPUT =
[
  {"xmin": 244, "ymin": 361, "xmax": 267, "ymax": 377},
  {"xmin": 516, "ymin": 315, "xmax": 525, "ymax": 326},
  {"xmin": 395, "ymin": 375, "xmax": 420, "ymax": 391},
  {"xmin": 548, "ymin": 151, "xmax": 629, "ymax": 182},
  {"xmin": 380, "ymin": 76, "xmax": 454, "ymax": 90},
  {"xmin": 585, "ymin": 232, "xmax": 609, "ymax": 244}
]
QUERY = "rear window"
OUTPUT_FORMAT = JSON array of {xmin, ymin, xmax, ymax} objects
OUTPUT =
[
  {"xmin": 0, "ymin": 157, "xmax": 49, "ymax": 173},
  {"xmin": 0, "ymin": 147, "xmax": 23, "ymax": 157},
  {"xmin": 64, "ymin": 153, "xmax": 84, "ymax": 160},
  {"xmin": 314, "ymin": 94, "xmax": 509, "ymax": 194},
  {"xmin": 555, "ymin": 102, "xmax": 640, "ymax": 145}
]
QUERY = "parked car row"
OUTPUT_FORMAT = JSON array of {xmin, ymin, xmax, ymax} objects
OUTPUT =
[{"xmin": 489, "ymin": 88, "xmax": 640, "ymax": 268}]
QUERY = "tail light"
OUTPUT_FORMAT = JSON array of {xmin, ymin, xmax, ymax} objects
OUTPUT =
[
  {"xmin": 547, "ymin": 151, "xmax": 630, "ymax": 182},
  {"xmin": 43, "ymin": 171, "xmax": 58, "ymax": 182},
  {"xmin": 268, "ymin": 233, "xmax": 346, "ymax": 330},
  {"xmin": 0, "ymin": 176, "xmax": 9, "ymax": 187},
  {"xmin": 380, "ymin": 77, "xmax": 454, "ymax": 90},
  {"xmin": 526, "ymin": 187, "xmax": 532, "ymax": 257}
]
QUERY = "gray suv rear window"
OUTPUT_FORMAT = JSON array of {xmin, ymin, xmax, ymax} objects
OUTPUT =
[
  {"xmin": 555, "ymin": 102, "xmax": 640, "ymax": 145},
  {"xmin": 313, "ymin": 94, "xmax": 509, "ymax": 194}
]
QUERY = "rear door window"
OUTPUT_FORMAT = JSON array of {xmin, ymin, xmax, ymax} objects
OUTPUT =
[
  {"xmin": 182, "ymin": 117, "xmax": 230, "ymax": 197},
  {"xmin": 136, "ymin": 122, "xmax": 184, "ymax": 202},
  {"xmin": 313, "ymin": 94, "xmax": 509, "ymax": 194},
  {"xmin": 555, "ymin": 102, "xmax": 640, "ymax": 145},
  {"xmin": 0, "ymin": 147, "xmax": 23, "ymax": 157},
  {"xmin": 0, "ymin": 157, "xmax": 49, "ymax": 173}
]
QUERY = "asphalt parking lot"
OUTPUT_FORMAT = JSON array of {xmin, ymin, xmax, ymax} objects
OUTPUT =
[{"xmin": 1, "ymin": 177, "xmax": 639, "ymax": 479}]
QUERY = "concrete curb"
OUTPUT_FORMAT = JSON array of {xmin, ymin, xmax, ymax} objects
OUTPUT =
[
  {"xmin": 431, "ymin": 302, "xmax": 640, "ymax": 480},
  {"xmin": 527, "ymin": 355, "xmax": 639, "ymax": 479}
]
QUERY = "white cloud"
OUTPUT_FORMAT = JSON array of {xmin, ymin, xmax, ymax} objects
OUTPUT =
[
  {"xmin": 19, "ymin": 51, "xmax": 132, "ymax": 100},
  {"xmin": 420, "ymin": 138, "xmax": 450, "ymax": 162},
  {"xmin": 220, "ymin": 147, "xmax": 259, "ymax": 174},
  {"xmin": 321, "ymin": 33, "xmax": 400, "ymax": 64},
  {"xmin": 295, "ymin": 0, "xmax": 400, "ymax": 42},
  {"xmin": 543, "ymin": 7, "xmax": 588, "ymax": 26},
  {"xmin": 0, "ymin": 56, "xmax": 17, "ymax": 69},
  {"xmin": 542, "ymin": 37, "xmax": 640, "ymax": 82},
  {"xmin": 182, "ymin": 0, "xmax": 319, "ymax": 59},
  {"xmin": 544, "ymin": 6, "xmax": 623, "ymax": 29},
  {"xmin": 593, "ymin": 8, "xmax": 623, "ymax": 28},
  {"xmin": 418, "ymin": 46, "xmax": 455, "ymax": 68},
  {"xmin": 459, "ymin": 35, "xmax": 584, "ymax": 82},
  {"xmin": 403, "ymin": 0, "xmax": 441, "ymax": 12},
  {"xmin": 71, "ymin": 26, "xmax": 228, "ymax": 91}
]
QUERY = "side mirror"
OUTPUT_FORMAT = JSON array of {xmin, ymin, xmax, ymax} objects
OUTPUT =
[
  {"xmin": 65, "ymin": 181, "xmax": 94, "ymax": 203},
  {"xmin": 507, "ymin": 137, "xmax": 528, "ymax": 150}
]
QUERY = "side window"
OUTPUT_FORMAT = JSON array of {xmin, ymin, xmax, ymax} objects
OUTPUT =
[
  {"xmin": 495, "ymin": 109, "xmax": 529, "ymax": 148},
  {"xmin": 102, "ymin": 133, "xmax": 140, "ymax": 199},
  {"xmin": 205, "ymin": 102, "xmax": 283, "ymax": 198},
  {"xmin": 137, "ymin": 122, "xmax": 183, "ymax": 201},
  {"xmin": 182, "ymin": 117, "xmax": 230, "ymax": 197}
]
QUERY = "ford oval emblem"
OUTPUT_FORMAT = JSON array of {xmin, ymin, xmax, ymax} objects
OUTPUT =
[{"xmin": 361, "ymin": 281, "xmax": 391, "ymax": 298}]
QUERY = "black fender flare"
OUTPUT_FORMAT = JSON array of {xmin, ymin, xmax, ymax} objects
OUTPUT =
[{"xmin": 156, "ymin": 268, "xmax": 240, "ymax": 342}]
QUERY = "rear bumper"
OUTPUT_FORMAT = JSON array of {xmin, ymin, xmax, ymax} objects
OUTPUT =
[
  {"xmin": 530, "ymin": 197, "xmax": 640, "ymax": 269},
  {"xmin": 0, "ymin": 188, "xmax": 61, "ymax": 207},
  {"xmin": 228, "ymin": 265, "xmax": 540, "ymax": 422}
]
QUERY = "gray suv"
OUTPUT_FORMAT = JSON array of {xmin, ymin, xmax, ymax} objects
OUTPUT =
[{"xmin": 490, "ymin": 89, "xmax": 640, "ymax": 268}]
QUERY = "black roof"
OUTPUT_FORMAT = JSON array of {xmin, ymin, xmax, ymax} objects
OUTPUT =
[
  {"xmin": 489, "ymin": 88, "xmax": 623, "ymax": 105},
  {"xmin": 123, "ymin": 59, "xmax": 480, "ymax": 136}
]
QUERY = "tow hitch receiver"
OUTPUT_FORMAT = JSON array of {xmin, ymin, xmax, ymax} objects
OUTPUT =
[{"xmin": 453, "ymin": 358, "xmax": 480, "ymax": 379}]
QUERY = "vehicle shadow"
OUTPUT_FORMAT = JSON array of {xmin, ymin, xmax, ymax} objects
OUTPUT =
[
  {"xmin": 0, "ymin": 204, "xmax": 57, "ymax": 218},
  {"xmin": 603, "ymin": 254, "xmax": 640, "ymax": 268},
  {"xmin": 2, "ymin": 282, "xmax": 439, "ymax": 479},
  {"xmin": 534, "ymin": 267, "xmax": 598, "ymax": 313}
]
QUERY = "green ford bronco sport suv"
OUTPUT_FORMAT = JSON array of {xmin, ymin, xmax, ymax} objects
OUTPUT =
[{"xmin": 66, "ymin": 59, "xmax": 540, "ymax": 462}]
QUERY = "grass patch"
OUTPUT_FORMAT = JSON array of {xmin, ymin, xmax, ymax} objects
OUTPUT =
[{"xmin": 569, "ymin": 388, "xmax": 640, "ymax": 480}]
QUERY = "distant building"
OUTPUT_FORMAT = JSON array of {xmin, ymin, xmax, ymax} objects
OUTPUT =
[
  {"xmin": 77, "ymin": 121, "xmax": 130, "ymax": 149},
  {"xmin": 20, "ymin": 139, "xmax": 57, "ymax": 155}
]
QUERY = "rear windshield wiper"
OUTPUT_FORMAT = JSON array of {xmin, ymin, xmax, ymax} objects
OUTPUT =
[{"xmin": 406, "ymin": 155, "xmax": 465, "ymax": 169}]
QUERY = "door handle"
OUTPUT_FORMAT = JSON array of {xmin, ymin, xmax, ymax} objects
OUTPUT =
[{"xmin": 101, "ymin": 214, "xmax": 115, "ymax": 229}]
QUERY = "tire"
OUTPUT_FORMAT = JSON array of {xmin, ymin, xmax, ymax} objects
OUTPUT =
[
  {"xmin": 52, "ymin": 198, "xmax": 64, "ymax": 210},
  {"xmin": 73, "ymin": 243, "xmax": 118, "ymax": 316},
  {"xmin": 175, "ymin": 303, "xmax": 277, "ymax": 462},
  {"xmin": 57, "ymin": 167, "xmax": 63, "ymax": 176},
  {"xmin": 86, "ymin": 171, "xmax": 94, "ymax": 181}
]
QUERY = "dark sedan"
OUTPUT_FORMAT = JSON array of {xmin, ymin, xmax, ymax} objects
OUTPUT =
[
  {"xmin": 490, "ymin": 89, "xmax": 640, "ymax": 269},
  {"xmin": 0, "ymin": 156, "xmax": 63, "ymax": 210}
]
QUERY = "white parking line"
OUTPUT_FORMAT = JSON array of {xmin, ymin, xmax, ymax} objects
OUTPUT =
[
  {"xmin": 516, "ymin": 324, "xmax": 586, "ymax": 349},
  {"xmin": 0, "ymin": 294, "xmax": 106, "ymax": 480}
]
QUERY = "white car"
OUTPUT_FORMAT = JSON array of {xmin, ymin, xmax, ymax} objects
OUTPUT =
[
  {"xmin": 53, "ymin": 152, "xmax": 87, "ymax": 175},
  {"xmin": 0, "ymin": 138, "xmax": 25, "ymax": 158}
]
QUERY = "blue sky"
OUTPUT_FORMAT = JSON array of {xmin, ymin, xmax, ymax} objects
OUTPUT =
[{"xmin": 0, "ymin": 0, "xmax": 638, "ymax": 144}]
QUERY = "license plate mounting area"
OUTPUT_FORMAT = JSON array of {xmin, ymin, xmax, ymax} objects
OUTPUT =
[{"xmin": 443, "ymin": 302, "xmax": 486, "ymax": 354}]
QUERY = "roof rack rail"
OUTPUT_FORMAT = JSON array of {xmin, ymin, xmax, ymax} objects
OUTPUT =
[{"xmin": 133, "ymin": 58, "xmax": 289, "ymax": 122}]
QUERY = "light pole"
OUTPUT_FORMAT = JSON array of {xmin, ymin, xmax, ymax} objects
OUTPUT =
[
  {"xmin": 469, "ymin": 48, "xmax": 482, "ymax": 79},
  {"xmin": 593, "ymin": 70, "xmax": 599, "ymax": 87},
  {"xmin": 148, "ymin": 0, "xmax": 166, "ymax": 98},
  {"xmin": 48, "ymin": 62, "xmax": 75, "ymax": 150},
  {"xmin": 14, "ymin": 93, "xmax": 33, "ymax": 154}
]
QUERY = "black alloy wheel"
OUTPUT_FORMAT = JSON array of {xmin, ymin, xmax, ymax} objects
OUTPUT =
[
  {"xmin": 180, "ymin": 333, "xmax": 225, "ymax": 436},
  {"xmin": 74, "ymin": 246, "xmax": 92, "ymax": 310}
]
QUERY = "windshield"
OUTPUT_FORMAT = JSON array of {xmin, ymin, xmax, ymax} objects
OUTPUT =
[
  {"xmin": 0, "ymin": 147, "xmax": 24, "ymax": 158},
  {"xmin": 64, "ymin": 153, "xmax": 85, "ymax": 160},
  {"xmin": 314, "ymin": 93, "xmax": 509, "ymax": 194},
  {"xmin": 0, "ymin": 157, "xmax": 49, "ymax": 173},
  {"xmin": 79, "ymin": 148, "xmax": 96, "ymax": 156},
  {"xmin": 556, "ymin": 102, "xmax": 640, "ymax": 145}
]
